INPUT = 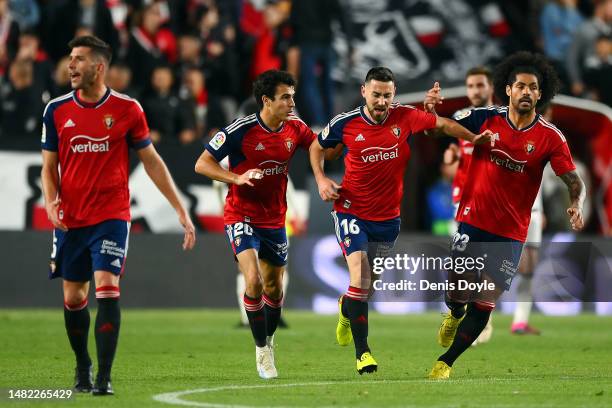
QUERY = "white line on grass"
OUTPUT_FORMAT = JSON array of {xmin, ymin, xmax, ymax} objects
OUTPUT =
[{"xmin": 152, "ymin": 378, "xmax": 523, "ymax": 408}]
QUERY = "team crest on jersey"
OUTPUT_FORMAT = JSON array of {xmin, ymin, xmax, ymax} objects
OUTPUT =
[
  {"xmin": 234, "ymin": 236, "xmax": 242, "ymax": 247},
  {"xmin": 285, "ymin": 139, "xmax": 294, "ymax": 151},
  {"xmin": 391, "ymin": 125, "xmax": 401, "ymax": 138},
  {"xmin": 525, "ymin": 141, "xmax": 536, "ymax": 154},
  {"xmin": 343, "ymin": 236, "xmax": 351, "ymax": 247},
  {"xmin": 103, "ymin": 115, "xmax": 114, "ymax": 129}
]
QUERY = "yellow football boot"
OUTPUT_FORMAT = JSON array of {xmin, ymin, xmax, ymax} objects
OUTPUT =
[
  {"xmin": 437, "ymin": 312, "xmax": 464, "ymax": 347},
  {"xmin": 428, "ymin": 360, "xmax": 452, "ymax": 380},
  {"xmin": 336, "ymin": 296, "xmax": 352, "ymax": 346},
  {"xmin": 356, "ymin": 351, "xmax": 378, "ymax": 374}
]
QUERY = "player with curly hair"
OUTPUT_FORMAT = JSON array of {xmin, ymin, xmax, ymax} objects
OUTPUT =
[{"xmin": 425, "ymin": 51, "xmax": 586, "ymax": 379}]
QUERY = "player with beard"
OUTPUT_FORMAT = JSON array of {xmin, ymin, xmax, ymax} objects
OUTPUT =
[
  {"xmin": 309, "ymin": 66, "xmax": 493, "ymax": 374},
  {"xmin": 438, "ymin": 67, "xmax": 495, "ymax": 345},
  {"xmin": 42, "ymin": 36, "xmax": 195, "ymax": 395},
  {"xmin": 426, "ymin": 52, "xmax": 585, "ymax": 379}
]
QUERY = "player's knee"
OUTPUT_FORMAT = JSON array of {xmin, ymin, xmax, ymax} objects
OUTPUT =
[
  {"xmin": 263, "ymin": 280, "xmax": 282, "ymax": 298},
  {"xmin": 64, "ymin": 289, "xmax": 88, "ymax": 307},
  {"xmin": 244, "ymin": 273, "xmax": 263, "ymax": 295}
]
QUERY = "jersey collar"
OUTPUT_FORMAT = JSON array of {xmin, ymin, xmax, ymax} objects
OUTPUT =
[
  {"xmin": 256, "ymin": 112, "xmax": 285, "ymax": 133},
  {"xmin": 359, "ymin": 105, "xmax": 388, "ymax": 126},
  {"xmin": 73, "ymin": 87, "xmax": 112, "ymax": 109},
  {"xmin": 504, "ymin": 110, "xmax": 540, "ymax": 132}
]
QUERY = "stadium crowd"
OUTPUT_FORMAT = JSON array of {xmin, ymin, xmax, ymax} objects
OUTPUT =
[{"xmin": 0, "ymin": 0, "xmax": 610, "ymax": 148}]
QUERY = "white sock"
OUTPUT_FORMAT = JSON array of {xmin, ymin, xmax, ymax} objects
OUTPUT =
[{"xmin": 513, "ymin": 275, "xmax": 533, "ymax": 325}]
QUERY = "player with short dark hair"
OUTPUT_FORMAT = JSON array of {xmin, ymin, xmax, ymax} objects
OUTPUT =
[
  {"xmin": 426, "ymin": 51, "xmax": 585, "ymax": 379},
  {"xmin": 195, "ymin": 69, "xmax": 316, "ymax": 379},
  {"xmin": 310, "ymin": 66, "xmax": 493, "ymax": 375},
  {"xmin": 41, "ymin": 35, "xmax": 196, "ymax": 395}
]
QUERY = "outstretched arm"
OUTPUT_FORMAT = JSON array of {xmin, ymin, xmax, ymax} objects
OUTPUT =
[
  {"xmin": 559, "ymin": 170, "xmax": 586, "ymax": 231},
  {"xmin": 435, "ymin": 116, "xmax": 492, "ymax": 145},
  {"xmin": 137, "ymin": 144, "xmax": 196, "ymax": 250}
]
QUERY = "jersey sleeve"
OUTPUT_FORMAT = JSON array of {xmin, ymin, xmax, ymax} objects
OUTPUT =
[
  {"xmin": 128, "ymin": 100, "xmax": 152, "ymax": 150},
  {"xmin": 41, "ymin": 104, "xmax": 58, "ymax": 151},
  {"xmin": 452, "ymin": 107, "xmax": 494, "ymax": 134},
  {"xmin": 205, "ymin": 129, "xmax": 239, "ymax": 162},
  {"xmin": 318, "ymin": 117, "xmax": 345, "ymax": 148},
  {"xmin": 404, "ymin": 106, "xmax": 437, "ymax": 134},
  {"xmin": 548, "ymin": 134, "xmax": 576, "ymax": 176}
]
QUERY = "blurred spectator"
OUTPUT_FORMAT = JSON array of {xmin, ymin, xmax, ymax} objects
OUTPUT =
[
  {"xmin": 584, "ymin": 35, "xmax": 612, "ymax": 106},
  {"xmin": 540, "ymin": 0, "xmax": 584, "ymax": 88},
  {"xmin": 52, "ymin": 55, "xmax": 71, "ymax": 97},
  {"xmin": 195, "ymin": 4, "xmax": 239, "ymax": 124},
  {"xmin": 41, "ymin": 0, "xmax": 119, "ymax": 63},
  {"xmin": 180, "ymin": 66, "xmax": 207, "ymax": 138},
  {"xmin": 176, "ymin": 31, "xmax": 204, "ymax": 76},
  {"xmin": 290, "ymin": 0, "xmax": 353, "ymax": 127},
  {"xmin": 141, "ymin": 65, "xmax": 196, "ymax": 145},
  {"xmin": 240, "ymin": 0, "xmax": 291, "ymax": 80},
  {"xmin": 106, "ymin": 61, "xmax": 137, "ymax": 97},
  {"xmin": 127, "ymin": 2, "xmax": 177, "ymax": 92},
  {"xmin": 566, "ymin": 0, "xmax": 612, "ymax": 96},
  {"xmin": 15, "ymin": 29, "xmax": 54, "ymax": 101},
  {"xmin": 9, "ymin": 0, "xmax": 39, "ymax": 30},
  {"xmin": 0, "ymin": 0, "xmax": 20, "ymax": 77},
  {"xmin": 0, "ymin": 59, "xmax": 43, "ymax": 140},
  {"xmin": 426, "ymin": 161, "xmax": 457, "ymax": 236}
]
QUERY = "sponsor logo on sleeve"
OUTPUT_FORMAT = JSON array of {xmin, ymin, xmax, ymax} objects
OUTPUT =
[
  {"xmin": 321, "ymin": 125, "xmax": 330, "ymax": 140},
  {"xmin": 454, "ymin": 109, "xmax": 472, "ymax": 120},
  {"xmin": 209, "ymin": 132, "xmax": 226, "ymax": 150},
  {"xmin": 41, "ymin": 123, "xmax": 46, "ymax": 143}
]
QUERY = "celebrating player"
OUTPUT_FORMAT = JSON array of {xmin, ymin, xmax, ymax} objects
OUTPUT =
[
  {"xmin": 309, "ymin": 66, "xmax": 493, "ymax": 375},
  {"xmin": 439, "ymin": 67, "xmax": 495, "ymax": 345},
  {"xmin": 195, "ymin": 70, "xmax": 316, "ymax": 379},
  {"xmin": 41, "ymin": 36, "xmax": 196, "ymax": 395},
  {"xmin": 427, "ymin": 52, "xmax": 585, "ymax": 379}
]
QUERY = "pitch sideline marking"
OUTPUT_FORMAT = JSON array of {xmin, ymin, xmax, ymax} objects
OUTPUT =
[{"xmin": 152, "ymin": 378, "xmax": 522, "ymax": 408}]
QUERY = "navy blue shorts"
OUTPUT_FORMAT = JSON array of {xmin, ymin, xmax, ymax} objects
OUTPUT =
[
  {"xmin": 331, "ymin": 211, "xmax": 401, "ymax": 259},
  {"xmin": 225, "ymin": 222, "xmax": 288, "ymax": 266},
  {"xmin": 49, "ymin": 219, "xmax": 130, "ymax": 282},
  {"xmin": 451, "ymin": 222, "xmax": 524, "ymax": 291}
]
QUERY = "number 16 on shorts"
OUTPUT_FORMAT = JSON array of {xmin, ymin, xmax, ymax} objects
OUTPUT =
[{"xmin": 332, "ymin": 211, "xmax": 367, "ymax": 256}]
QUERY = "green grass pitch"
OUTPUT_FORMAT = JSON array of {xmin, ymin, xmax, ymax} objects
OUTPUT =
[{"xmin": 1, "ymin": 310, "xmax": 610, "ymax": 407}]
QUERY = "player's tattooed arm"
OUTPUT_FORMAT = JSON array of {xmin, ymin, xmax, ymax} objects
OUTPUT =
[{"xmin": 559, "ymin": 170, "xmax": 586, "ymax": 231}]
